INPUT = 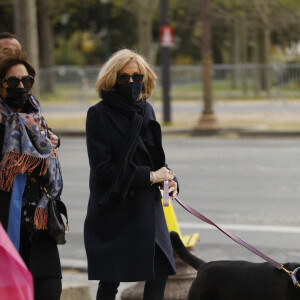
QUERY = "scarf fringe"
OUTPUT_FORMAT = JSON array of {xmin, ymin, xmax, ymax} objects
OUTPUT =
[
  {"xmin": 0, "ymin": 151, "xmax": 53, "ymax": 192},
  {"xmin": 34, "ymin": 205, "xmax": 48, "ymax": 230}
]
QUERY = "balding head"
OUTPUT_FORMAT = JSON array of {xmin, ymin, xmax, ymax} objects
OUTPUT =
[{"xmin": 0, "ymin": 32, "xmax": 22, "ymax": 57}]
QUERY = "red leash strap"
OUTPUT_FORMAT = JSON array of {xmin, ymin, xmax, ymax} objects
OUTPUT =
[{"xmin": 174, "ymin": 196, "xmax": 283, "ymax": 269}]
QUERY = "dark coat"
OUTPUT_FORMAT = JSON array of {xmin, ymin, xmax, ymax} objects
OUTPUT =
[
  {"xmin": 0, "ymin": 118, "xmax": 61, "ymax": 280},
  {"xmin": 84, "ymin": 100, "xmax": 176, "ymax": 281},
  {"xmin": 0, "ymin": 123, "xmax": 12, "ymax": 230}
]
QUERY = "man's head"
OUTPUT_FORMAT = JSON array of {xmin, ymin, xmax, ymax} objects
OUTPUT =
[{"xmin": 0, "ymin": 32, "xmax": 22, "ymax": 57}]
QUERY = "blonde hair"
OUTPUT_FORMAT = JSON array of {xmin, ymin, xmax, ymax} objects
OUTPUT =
[{"xmin": 95, "ymin": 49, "xmax": 157, "ymax": 99}]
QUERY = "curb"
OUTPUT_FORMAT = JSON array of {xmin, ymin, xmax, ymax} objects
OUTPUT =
[
  {"xmin": 61, "ymin": 285, "xmax": 92, "ymax": 300},
  {"xmin": 61, "ymin": 259, "xmax": 92, "ymax": 300},
  {"xmin": 61, "ymin": 258, "xmax": 88, "ymax": 272},
  {"xmin": 55, "ymin": 127, "xmax": 300, "ymax": 138}
]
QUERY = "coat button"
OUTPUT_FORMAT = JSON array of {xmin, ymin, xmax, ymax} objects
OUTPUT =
[{"xmin": 129, "ymin": 190, "xmax": 135, "ymax": 196}]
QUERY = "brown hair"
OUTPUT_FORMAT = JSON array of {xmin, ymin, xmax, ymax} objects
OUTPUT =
[{"xmin": 0, "ymin": 55, "xmax": 36, "ymax": 85}]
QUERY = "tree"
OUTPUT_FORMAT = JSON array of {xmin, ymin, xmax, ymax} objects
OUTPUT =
[
  {"xmin": 1, "ymin": 0, "xmax": 299, "ymax": 68},
  {"xmin": 111, "ymin": 0, "xmax": 159, "ymax": 64},
  {"xmin": 193, "ymin": 0, "xmax": 220, "ymax": 134},
  {"xmin": 169, "ymin": 0, "xmax": 202, "ymax": 64},
  {"xmin": 14, "ymin": 0, "xmax": 40, "ymax": 95},
  {"xmin": 37, "ymin": 0, "xmax": 55, "ymax": 93}
]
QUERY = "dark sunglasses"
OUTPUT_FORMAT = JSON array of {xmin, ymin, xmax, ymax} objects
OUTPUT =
[
  {"xmin": 3, "ymin": 75, "xmax": 34, "ymax": 88},
  {"xmin": 117, "ymin": 73, "xmax": 144, "ymax": 85}
]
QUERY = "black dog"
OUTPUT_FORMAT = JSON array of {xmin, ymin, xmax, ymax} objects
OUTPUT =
[{"xmin": 170, "ymin": 231, "xmax": 300, "ymax": 300}]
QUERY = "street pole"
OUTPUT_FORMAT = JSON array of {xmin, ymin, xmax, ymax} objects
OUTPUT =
[
  {"xmin": 161, "ymin": 0, "xmax": 171, "ymax": 123},
  {"xmin": 193, "ymin": 0, "xmax": 220, "ymax": 135}
]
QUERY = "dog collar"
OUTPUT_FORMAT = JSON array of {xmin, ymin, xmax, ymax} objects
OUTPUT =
[
  {"xmin": 280, "ymin": 265, "xmax": 300, "ymax": 288},
  {"xmin": 291, "ymin": 267, "xmax": 300, "ymax": 288}
]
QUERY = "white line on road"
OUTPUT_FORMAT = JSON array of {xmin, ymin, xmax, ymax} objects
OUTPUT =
[{"xmin": 179, "ymin": 223, "xmax": 300, "ymax": 233}]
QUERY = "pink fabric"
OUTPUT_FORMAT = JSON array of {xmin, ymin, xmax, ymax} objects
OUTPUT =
[{"xmin": 0, "ymin": 223, "xmax": 34, "ymax": 300}]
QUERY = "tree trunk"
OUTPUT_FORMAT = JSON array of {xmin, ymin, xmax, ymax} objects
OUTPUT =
[
  {"xmin": 262, "ymin": 24, "xmax": 271, "ymax": 94},
  {"xmin": 37, "ymin": 0, "xmax": 55, "ymax": 93},
  {"xmin": 252, "ymin": 28, "xmax": 260, "ymax": 96},
  {"xmin": 136, "ymin": 0, "xmax": 159, "ymax": 64},
  {"xmin": 241, "ymin": 19, "xmax": 248, "ymax": 95},
  {"xmin": 230, "ymin": 18, "xmax": 240, "ymax": 90},
  {"xmin": 14, "ymin": 0, "xmax": 40, "ymax": 96},
  {"xmin": 253, "ymin": 1, "xmax": 271, "ymax": 94},
  {"xmin": 257, "ymin": 25, "xmax": 271, "ymax": 94},
  {"xmin": 192, "ymin": 0, "xmax": 220, "ymax": 134}
]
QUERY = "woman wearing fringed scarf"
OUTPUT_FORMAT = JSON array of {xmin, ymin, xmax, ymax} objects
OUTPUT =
[
  {"xmin": 84, "ymin": 49, "xmax": 179, "ymax": 300},
  {"xmin": 0, "ymin": 55, "xmax": 63, "ymax": 300}
]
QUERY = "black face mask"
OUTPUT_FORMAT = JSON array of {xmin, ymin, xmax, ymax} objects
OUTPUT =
[
  {"xmin": 116, "ymin": 82, "xmax": 142, "ymax": 103},
  {"xmin": 5, "ymin": 88, "xmax": 31, "ymax": 110}
]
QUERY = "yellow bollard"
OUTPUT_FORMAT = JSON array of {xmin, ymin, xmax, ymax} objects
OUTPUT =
[{"xmin": 162, "ymin": 197, "xmax": 199, "ymax": 248}]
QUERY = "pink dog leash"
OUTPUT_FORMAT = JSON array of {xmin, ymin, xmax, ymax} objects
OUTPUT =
[
  {"xmin": 162, "ymin": 181, "xmax": 300, "ymax": 287},
  {"xmin": 163, "ymin": 180, "xmax": 170, "ymax": 207}
]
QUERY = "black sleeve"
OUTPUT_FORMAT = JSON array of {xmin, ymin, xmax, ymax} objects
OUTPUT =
[
  {"xmin": 0, "ymin": 123, "xmax": 12, "ymax": 231},
  {"xmin": 86, "ymin": 106, "xmax": 118, "ymax": 186}
]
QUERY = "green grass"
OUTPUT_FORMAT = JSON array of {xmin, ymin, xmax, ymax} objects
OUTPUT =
[{"xmin": 39, "ymin": 81, "xmax": 300, "ymax": 103}]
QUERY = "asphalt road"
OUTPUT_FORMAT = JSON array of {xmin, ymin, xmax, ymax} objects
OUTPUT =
[
  {"xmin": 58, "ymin": 136, "xmax": 300, "ymax": 267},
  {"xmin": 42, "ymin": 99, "xmax": 300, "ymax": 115}
]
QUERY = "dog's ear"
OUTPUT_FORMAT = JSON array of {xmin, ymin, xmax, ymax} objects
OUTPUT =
[
  {"xmin": 170, "ymin": 231, "xmax": 182, "ymax": 247},
  {"xmin": 170, "ymin": 230, "xmax": 179, "ymax": 239},
  {"xmin": 170, "ymin": 231, "xmax": 179, "ymax": 238}
]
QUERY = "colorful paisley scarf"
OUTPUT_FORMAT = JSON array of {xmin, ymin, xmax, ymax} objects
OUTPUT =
[{"xmin": 0, "ymin": 96, "xmax": 63, "ymax": 230}]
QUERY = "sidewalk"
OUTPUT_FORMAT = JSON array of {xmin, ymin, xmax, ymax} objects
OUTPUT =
[
  {"xmin": 42, "ymin": 99, "xmax": 300, "ymax": 137},
  {"xmin": 61, "ymin": 258, "xmax": 136, "ymax": 300},
  {"xmin": 62, "ymin": 271, "xmax": 136, "ymax": 300}
]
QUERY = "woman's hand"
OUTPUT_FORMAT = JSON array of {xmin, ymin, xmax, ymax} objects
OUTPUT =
[
  {"xmin": 48, "ymin": 130, "xmax": 59, "ymax": 148},
  {"xmin": 150, "ymin": 167, "xmax": 174, "ymax": 184},
  {"xmin": 168, "ymin": 180, "xmax": 178, "ymax": 200}
]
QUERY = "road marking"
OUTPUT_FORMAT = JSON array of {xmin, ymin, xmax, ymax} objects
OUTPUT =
[{"xmin": 179, "ymin": 223, "xmax": 300, "ymax": 233}]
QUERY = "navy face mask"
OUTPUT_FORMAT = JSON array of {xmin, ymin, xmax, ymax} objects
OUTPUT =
[
  {"xmin": 116, "ymin": 82, "xmax": 143, "ymax": 103},
  {"xmin": 5, "ymin": 88, "xmax": 31, "ymax": 110}
]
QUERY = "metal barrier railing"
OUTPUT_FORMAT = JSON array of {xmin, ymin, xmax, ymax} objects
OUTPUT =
[{"xmin": 39, "ymin": 63, "xmax": 300, "ymax": 101}]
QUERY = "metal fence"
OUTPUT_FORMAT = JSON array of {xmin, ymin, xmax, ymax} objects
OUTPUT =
[{"xmin": 39, "ymin": 63, "xmax": 300, "ymax": 101}]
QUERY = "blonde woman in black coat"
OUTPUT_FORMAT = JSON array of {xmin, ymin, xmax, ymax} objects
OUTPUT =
[{"xmin": 84, "ymin": 49, "xmax": 179, "ymax": 300}]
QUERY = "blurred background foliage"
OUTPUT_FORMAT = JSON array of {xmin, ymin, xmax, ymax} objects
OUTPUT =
[{"xmin": 0, "ymin": 0, "xmax": 300, "ymax": 66}]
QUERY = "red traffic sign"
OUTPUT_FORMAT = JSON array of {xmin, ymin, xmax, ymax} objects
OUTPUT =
[{"xmin": 160, "ymin": 25, "xmax": 174, "ymax": 47}]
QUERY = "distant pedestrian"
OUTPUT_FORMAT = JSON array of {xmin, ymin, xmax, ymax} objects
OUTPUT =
[
  {"xmin": 84, "ymin": 48, "xmax": 179, "ymax": 300},
  {"xmin": 0, "ymin": 32, "xmax": 22, "ymax": 57},
  {"xmin": 0, "ymin": 55, "xmax": 63, "ymax": 300}
]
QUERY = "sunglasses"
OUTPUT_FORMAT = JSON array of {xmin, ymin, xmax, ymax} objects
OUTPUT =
[
  {"xmin": 3, "ymin": 75, "xmax": 34, "ymax": 88},
  {"xmin": 117, "ymin": 73, "xmax": 144, "ymax": 85}
]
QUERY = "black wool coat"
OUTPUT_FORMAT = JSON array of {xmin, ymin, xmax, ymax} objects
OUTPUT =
[
  {"xmin": 0, "ymin": 120, "xmax": 61, "ymax": 280},
  {"xmin": 0, "ymin": 124, "xmax": 11, "ymax": 230},
  {"xmin": 84, "ymin": 100, "xmax": 177, "ymax": 281}
]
